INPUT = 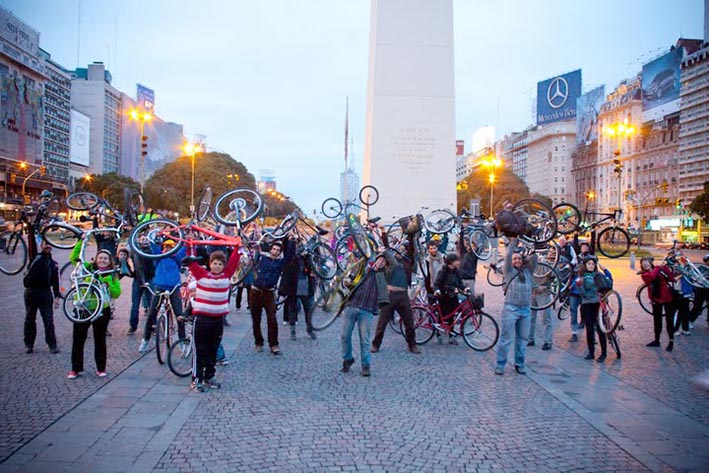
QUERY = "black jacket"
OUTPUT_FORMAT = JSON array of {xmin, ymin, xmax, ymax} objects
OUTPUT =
[
  {"xmin": 458, "ymin": 238, "xmax": 478, "ymax": 280},
  {"xmin": 434, "ymin": 267, "xmax": 466, "ymax": 297},
  {"xmin": 23, "ymin": 252, "xmax": 60, "ymax": 297}
]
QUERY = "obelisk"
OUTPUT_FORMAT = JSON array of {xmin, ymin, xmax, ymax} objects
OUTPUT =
[{"xmin": 362, "ymin": 0, "xmax": 456, "ymax": 222}]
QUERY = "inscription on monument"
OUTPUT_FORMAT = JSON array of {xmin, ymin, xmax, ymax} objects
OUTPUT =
[{"xmin": 392, "ymin": 126, "xmax": 436, "ymax": 171}]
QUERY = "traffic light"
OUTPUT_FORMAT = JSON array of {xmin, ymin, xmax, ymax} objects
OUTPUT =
[
  {"xmin": 676, "ymin": 199, "xmax": 682, "ymax": 209},
  {"xmin": 661, "ymin": 180, "xmax": 668, "ymax": 194},
  {"xmin": 40, "ymin": 166, "xmax": 46, "ymax": 176},
  {"xmin": 141, "ymin": 135, "xmax": 148, "ymax": 157},
  {"xmin": 613, "ymin": 150, "xmax": 622, "ymax": 176}
]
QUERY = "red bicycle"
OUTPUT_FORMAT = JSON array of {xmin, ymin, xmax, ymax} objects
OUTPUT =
[{"xmin": 409, "ymin": 294, "xmax": 499, "ymax": 351}]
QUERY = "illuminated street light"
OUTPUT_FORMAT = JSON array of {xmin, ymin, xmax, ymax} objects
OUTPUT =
[
  {"xmin": 603, "ymin": 118, "xmax": 636, "ymax": 219},
  {"xmin": 480, "ymin": 153, "xmax": 503, "ymax": 217},
  {"xmin": 183, "ymin": 140, "xmax": 203, "ymax": 217}
]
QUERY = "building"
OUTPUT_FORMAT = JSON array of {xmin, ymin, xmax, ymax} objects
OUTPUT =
[
  {"xmin": 525, "ymin": 120, "xmax": 575, "ymax": 206},
  {"xmin": 498, "ymin": 128, "xmax": 531, "ymax": 184},
  {"xmin": 569, "ymin": 140, "xmax": 598, "ymax": 210},
  {"xmin": 340, "ymin": 168, "xmax": 359, "ymax": 205},
  {"xmin": 258, "ymin": 169, "xmax": 276, "ymax": 193},
  {"xmin": 70, "ymin": 62, "xmax": 122, "ymax": 176},
  {"xmin": 40, "ymin": 49, "xmax": 70, "ymax": 184},
  {"xmin": 679, "ymin": 43, "xmax": 709, "ymax": 204}
]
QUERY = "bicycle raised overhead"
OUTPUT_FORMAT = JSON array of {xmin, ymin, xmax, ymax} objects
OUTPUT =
[{"xmin": 553, "ymin": 201, "xmax": 630, "ymax": 258}]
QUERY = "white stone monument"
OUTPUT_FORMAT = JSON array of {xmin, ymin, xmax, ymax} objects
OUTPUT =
[{"xmin": 362, "ymin": 0, "xmax": 456, "ymax": 222}]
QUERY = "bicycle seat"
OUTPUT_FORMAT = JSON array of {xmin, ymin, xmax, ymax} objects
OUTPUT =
[
  {"xmin": 367, "ymin": 217, "xmax": 381, "ymax": 224},
  {"xmin": 315, "ymin": 225, "xmax": 329, "ymax": 236}
]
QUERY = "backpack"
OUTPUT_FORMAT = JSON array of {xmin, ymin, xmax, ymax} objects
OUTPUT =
[
  {"xmin": 495, "ymin": 209, "xmax": 527, "ymax": 238},
  {"xmin": 594, "ymin": 272, "xmax": 613, "ymax": 293}
]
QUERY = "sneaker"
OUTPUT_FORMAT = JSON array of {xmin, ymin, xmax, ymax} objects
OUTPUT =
[
  {"xmin": 223, "ymin": 318, "xmax": 231, "ymax": 327},
  {"xmin": 67, "ymin": 371, "xmax": 79, "ymax": 379},
  {"xmin": 138, "ymin": 339, "xmax": 150, "ymax": 353},
  {"xmin": 542, "ymin": 343, "xmax": 552, "ymax": 351},
  {"xmin": 408, "ymin": 345, "xmax": 421, "ymax": 354},
  {"xmin": 666, "ymin": 341, "xmax": 674, "ymax": 352},
  {"xmin": 683, "ymin": 330, "xmax": 691, "ymax": 336},
  {"xmin": 514, "ymin": 365, "xmax": 526, "ymax": 375},
  {"xmin": 25, "ymin": 346, "xmax": 33, "ymax": 354},
  {"xmin": 255, "ymin": 345, "xmax": 264, "ymax": 352},
  {"xmin": 494, "ymin": 367, "xmax": 504, "ymax": 375},
  {"xmin": 689, "ymin": 322, "xmax": 694, "ymax": 329},
  {"xmin": 191, "ymin": 380, "xmax": 204, "ymax": 393},
  {"xmin": 596, "ymin": 353, "xmax": 607, "ymax": 362},
  {"xmin": 646, "ymin": 340, "xmax": 661, "ymax": 347},
  {"xmin": 361, "ymin": 366, "xmax": 371, "ymax": 377},
  {"xmin": 568, "ymin": 334, "xmax": 578, "ymax": 343},
  {"xmin": 96, "ymin": 371, "xmax": 108, "ymax": 378},
  {"xmin": 282, "ymin": 321, "xmax": 289, "ymax": 326},
  {"xmin": 216, "ymin": 358, "xmax": 229, "ymax": 366},
  {"xmin": 127, "ymin": 327, "xmax": 136, "ymax": 335},
  {"xmin": 307, "ymin": 329, "xmax": 317, "ymax": 340},
  {"xmin": 49, "ymin": 347, "xmax": 60, "ymax": 354},
  {"xmin": 527, "ymin": 340, "xmax": 535, "ymax": 347},
  {"xmin": 370, "ymin": 345, "xmax": 380, "ymax": 353},
  {"xmin": 270, "ymin": 346, "xmax": 281, "ymax": 355},
  {"xmin": 341, "ymin": 358, "xmax": 355, "ymax": 373},
  {"xmin": 204, "ymin": 377, "xmax": 221, "ymax": 389}
]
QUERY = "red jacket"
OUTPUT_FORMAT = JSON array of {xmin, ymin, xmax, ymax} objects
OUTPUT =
[{"xmin": 641, "ymin": 265, "xmax": 674, "ymax": 304}]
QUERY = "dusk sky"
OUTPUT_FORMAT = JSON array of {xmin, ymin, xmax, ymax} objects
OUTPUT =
[{"xmin": 4, "ymin": 0, "xmax": 704, "ymax": 215}]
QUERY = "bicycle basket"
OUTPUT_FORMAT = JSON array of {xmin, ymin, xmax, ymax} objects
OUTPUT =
[
  {"xmin": 398, "ymin": 214, "xmax": 424, "ymax": 235},
  {"xmin": 471, "ymin": 294, "xmax": 484, "ymax": 310}
]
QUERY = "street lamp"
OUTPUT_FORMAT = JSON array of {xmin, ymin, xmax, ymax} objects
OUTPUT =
[
  {"xmin": 183, "ymin": 140, "xmax": 203, "ymax": 217},
  {"xmin": 128, "ymin": 108, "xmax": 153, "ymax": 193},
  {"xmin": 480, "ymin": 154, "xmax": 503, "ymax": 217},
  {"xmin": 603, "ymin": 118, "xmax": 636, "ymax": 218}
]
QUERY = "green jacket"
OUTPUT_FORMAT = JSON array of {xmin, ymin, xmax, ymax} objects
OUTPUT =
[{"xmin": 69, "ymin": 243, "xmax": 122, "ymax": 309}]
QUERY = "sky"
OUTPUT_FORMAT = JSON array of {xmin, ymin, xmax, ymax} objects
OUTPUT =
[{"xmin": 4, "ymin": 0, "xmax": 705, "ymax": 216}]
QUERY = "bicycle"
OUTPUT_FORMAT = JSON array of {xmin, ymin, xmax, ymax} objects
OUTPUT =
[
  {"xmin": 409, "ymin": 293, "xmax": 499, "ymax": 351},
  {"xmin": 553, "ymin": 202, "xmax": 630, "ymax": 258},
  {"xmin": 307, "ymin": 257, "xmax": 368, "ymax": 331},
  {"xmin": 144, "ymin": 283, "xmax": 184, "ymax": 365},
  {"xmin": 167, "ymin": 316, "xmax": 194, "ymax": 378}
]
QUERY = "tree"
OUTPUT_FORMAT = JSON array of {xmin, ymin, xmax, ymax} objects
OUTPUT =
[
  {"xmin": 144, "ymin": 152, "xmax": 257, "ymax": 217},
  {"xmin": 76, "ymin": 172, "xmax": 141, "ymax": 212},
  {"xmin": 688, "ymin": 181, "xmax": 709, "ymax": 220},
  {"xmin": 457, "ymin": 168, "xmax": 531, "ymax": 216}
]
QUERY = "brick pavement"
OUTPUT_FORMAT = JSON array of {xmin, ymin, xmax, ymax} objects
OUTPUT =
[{"xmin": 0, "ymin": 247, "xmax": 707, "ymax": 472}]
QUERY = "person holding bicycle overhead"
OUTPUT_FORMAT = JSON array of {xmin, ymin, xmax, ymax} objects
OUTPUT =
[
  {"xmin": 576, "ymin": 255, "xmax": 613, "ymax": 362},
  {"xmin": 67, "ymin": 247, "xmax": 121, "ymax": 379},
  {"xmin": 434, "ymin": 253, "xmax": 469, "ymax": 345},
  {"xmin": 639, "ymin": 256, "xmax": 675, "ymax": 352}
]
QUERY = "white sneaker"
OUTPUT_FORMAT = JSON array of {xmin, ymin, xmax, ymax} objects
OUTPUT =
[{"xmin": 138, "ymin": 339, "xmax": 150, "ymax": 353}]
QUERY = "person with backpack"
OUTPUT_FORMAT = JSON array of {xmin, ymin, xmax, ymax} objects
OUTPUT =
[
  {"xmin": 575, "ymin": 255, "xmax": 613, "ymax": 362},
  {"xmin": 639, "ymin": 256, "xmax": 675, "ymax": 352}
]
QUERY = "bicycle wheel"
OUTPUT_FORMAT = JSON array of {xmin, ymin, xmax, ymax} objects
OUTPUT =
[
  {"xmin": 424, "ymin": 209, "xmax": 456, "ymax": 234},
  {"xmin": 59, "ymin": 261, "xmax": 75, "ymax": 298},
  {"xmin": 63, "ymin": 283, "xmax": 102, "ymax": 323},
  {"xmin": 155, "ymin": 313, "xmax": 168, "ymax": 365},
  {"xmin": 213, "ymin": 188, "xmax": 264, "ymax": 226},
  {"xmin": 535, "ymin": 240, "xmax": 559, "ymax": 270},
  {"xmin": 345, "ymin": 212, "xmax": 372, "ymax": 260},
  {"xmin": 553, "ymin": 203, "xmax": 581, "ymax": 235},
  {"xmin": 359, "ymin": 185, "xmax": 379, "ymax": 207},
  {"xmin": 513, "ymin": 199, "xmax": 557, "ymax": 243},
  {"xmin": 598, "ymin": 290, "xmax": 622, "ymax": 334},
  {"xmin": 461, "ymin": 312, "xmax": 500, "ymax": 351},
  {"xmin": 557, "ymin": 298, "xmax": 570, "ymax": 320},
  {"xmin": 335, "ymin": 236, "xmax": 354, "ymax": 272},
  {"xmin": 597, "ymin": 227, "xmax": 630, "ymax": 258},
  {"xmin": 389, "ymin": 313, "xmax": 403, "ymax": 335},
  {"xmin": 636, "ymin": 283, "xmax": 653, "ymax": 315},
  {"xmin": 42, "ymin": 197, "xmax": 62, "ymax": 221},
  {"xmin": 321, "ymin": 197, "xmax": 343, "ymax": 219},
  {"xmin": 0, "ymin": 231, "xmax": 27, "ymax": 275},
  {"xmin": 486, "ymin": 257, "xmax": 505, "ymax": 287},
  {"xmin": 270, "ymin": 213, "xmax": 297, "ymax": 239},
  {"xmin": 531, "ymin": 263, "xmax": 561, "ymax": 310},
  {"xmin": 309, "ymin": 288, "xmax": 347, "ymax": 331},
  {"xmin": 608, "ymin": 332, "xmax": 621, "ymax": 359},
  {"xmin": 66, "ymin": 192, "xmax": 99, "ymax": 210},
  {"xmin": 129, "ymin": 218, "xmax": 184, "ymax": 259},
  {"xmin": 41, "ymin": 223, "xmax": 82, "ymax": 250},
  {"xmin": 310, "ymin": 242, "xmax": 337, "ymax": 280},
  {"xmin": 168, "ymin": 337, "xmax": 193, "ymax": 377},
  {"xmin": 124, "ymin": 188, "xmax": 144, "ymax": 227},
  {"xmin": 385, "ymin": 223, "xmax": 405, "ymax": 250},
  {"xmin": 230, "ymin": 247, "xmax": 254, "ymax": 286},
  {"xmin": 411, "ymin": 306, "xmax": 436, "ymax": 345},
  {"xmin": 469, "ymin": 229, "xmax": 492, "ymax": 261},
  {"xmin": 196, "ymin": 185, "xmax": 212, "ymax": 223}
]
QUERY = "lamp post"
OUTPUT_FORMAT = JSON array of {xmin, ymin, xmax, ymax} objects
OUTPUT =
[
  {"xmin": 603, "ymin": 118, "xmax": 636, "ymax": 220},
  {"xmin": 128, "ymin": 108, "xmax": 153, "ymax": 193},
  {"xmin": 183, "ymin": 141, "xmax": 202, "ymax": 217},
  {"xmin": 480, "ymin": 154, "xmax": 502, "ymax": 218}
]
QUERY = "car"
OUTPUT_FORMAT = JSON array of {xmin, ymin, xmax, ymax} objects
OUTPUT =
[{"xmin": 645, "ymin": 68, "xmax": 676, "ymax": 101}]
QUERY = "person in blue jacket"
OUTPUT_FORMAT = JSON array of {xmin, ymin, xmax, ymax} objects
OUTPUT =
[{"xmin": 138, "ymin": 239, "xmax": 186, "ymax": 353}]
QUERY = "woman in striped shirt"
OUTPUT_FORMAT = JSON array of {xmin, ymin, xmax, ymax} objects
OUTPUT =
[{"xmin": 188, "ymin": 249, "xmax": 241, "ymax": 392}]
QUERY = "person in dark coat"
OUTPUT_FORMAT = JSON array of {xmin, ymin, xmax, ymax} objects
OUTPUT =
[
  {"xmin": 23, "ymin": 240, "xmax": 61, "ymax": 354},
  {"xmin": 278, "ymin": 244, "xmax": 317, "ymax": 341}
]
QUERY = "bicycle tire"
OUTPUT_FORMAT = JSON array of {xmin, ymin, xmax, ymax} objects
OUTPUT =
[
  {"xmin": 389, "ymin": 314, "xmax": 403, "ymax": 335},
  {"xmin": 535, "ymin": 240, "xmax": 559, "ymax": 271},
  {"xmin": 424, "ymin": 209, "xmax": 456, "ymax": 235},
  {"xmin": 609, "ymin": 332, "xmax": 621, "ymax": 359},
  {"xmin": 486, "ymin": 257, "xmax": 505, "ymax": 287},
  {"xmin": 384, "ymin": 223, "xmax": 406, "ymax": 251},
  {"xmin": 345, "ymin": 212, "xmax": 372, "ymax": 260},
  {"xmin": 0, "ymin": 231, "xmax": 27, "ymax": 275},
  {"xmin": 309, "ymin": 288, "xmax": 347, "ymax": 331},
  {"xmin": 41, "ymin": 223, "xmax": 82, "ymax": 250},
  {"xmin": 63, "ymin": 283, "xmax": 103, "ymax": 323},
  {"xmin": 552, "ymin": 203, "xmax": 581, "ymax": 235},
  {"xmin": 513, "ymin": 198, "xmax": 557, "ymax": 244},
  {"xmin": 310, "ymin": 242, "xmax": 337, "ymax": 280},
  {"xmin": 155, "ymin": 313, "xmax": 168, "ymax": 365},
  {"xmin": 531, "ymin": 263, "xmax": 561, "ymax": 310},
  {"xmin": 461, "ymin": 312, "xmax": 500, "ymax": 351},
  {"xmin": 321, "ymin": 197, "xmax": 343, "ymax": 219},
  {"xmin": 59, "ymin": 261, "xmax": 75, "ymax": 298},
  {"xmin": 636, "ymin": 283, "xmax": 653, "ymax": 315},
  {"xmin": 66, "ymin": 192, "xmax": 99, "ymax": 211},
  {"xmin": 168, "ymin": 337, "xmax": 193, "ymax": 377},
  {"xmin": 270, "ymin": 213, "xmax": 297, "ymax": 239},
  {"xmin": 358, "ymin": 185, "xmax": 379, "ymax": 207},
  {"xmin": 469, "ymin": 229, "xmax": 492, "ymax": 261},
  {"xmin": 230, "ymin": 247, "xmax": 254, "ymax": 286},
  {"xmin": 43, "ymin": 197, "xmax": 62, "ymax": 221},
  {"xmin": 124, "ymin": 188, "xmax": 144, "ymax": 227},
  {"xmin": 213, "ymin": 188, "xmax": 264, "ymax": 226},
  {"xmin": 411, "ymin": 306, "xmax": 436, "ymax": 345},
  {"xmin": 129, "ymin": 218, "xmax": 184, "ymax": 259},
  {"xmin": 597, "ymin": 227, "xmax": 630, "ymax": 258},
  {"xmin": 598, "ymin": 290, "xmax": 622, "ymax": 334},
  {"xmin": 196, "ymin": 185, "xmax": 212, "ymax": 223},
  {"xmin": 557, "ymin": 298, "xmax": 570, "ymax": 320}
]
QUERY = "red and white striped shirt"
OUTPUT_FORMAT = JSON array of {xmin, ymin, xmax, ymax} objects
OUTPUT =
[{"xmin": 189, "ymin": 250, "xmax": 241, "ymax": 317}]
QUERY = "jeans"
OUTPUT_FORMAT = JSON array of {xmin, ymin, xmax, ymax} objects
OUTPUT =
[
  {"xmin": 130, "ymin": 279, "xmax": 151, "ymax": 331},
  {"xmin": 496, "ymin": 303, "xmax": 531, "ymax": 369},
  {"xmin": 341, "ymin": 307, "xmax": 373, "ymax": 368},
  {"xmin": 529, "ymin": 305, "xmax": 554, "ymax": 344},
  {"xmin": 569, "ymin": 295, "xmax": 581, "ymax": 334}
]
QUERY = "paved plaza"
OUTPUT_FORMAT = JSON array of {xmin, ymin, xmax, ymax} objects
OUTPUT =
[{"xmin": 0, "ymin": 247, "xmax": 707, "ymax": 472}]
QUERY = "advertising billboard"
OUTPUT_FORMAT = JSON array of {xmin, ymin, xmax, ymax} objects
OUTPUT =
[
  {"xmin": 537, "ymin": 69, "xmax": 582, "ymax": 125},
  {"xmin": 455, "ymin": 140, "xmax": 464, "ymax": 156},
  {"xmin": 136, "ymin": 84, "xmax": 155, "ymax": 111},
  {"xmin": 70, "ymin": 110, "xmax": 91, "ymax": 166},
  {"xmin": 641, "ymin": 49, "xmax": 681, "ymax": 121},
  {"xmin": 576, "ymin": 86, "xmax": 605, "ymax": 145}
]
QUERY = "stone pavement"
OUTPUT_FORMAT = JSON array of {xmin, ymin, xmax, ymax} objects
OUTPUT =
[{"xmin": 0, "ymin": 249, "xmax": 707, "ymax": 472}]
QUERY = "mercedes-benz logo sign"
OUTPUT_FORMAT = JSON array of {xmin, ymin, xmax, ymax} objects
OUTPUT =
[
  {"xmin": 76, "ymin": 125, "xmax": 86, "ymax": 146},
  {"xmin": 547, "ymin": 77, "xmax": 569, "ymax": 109}
]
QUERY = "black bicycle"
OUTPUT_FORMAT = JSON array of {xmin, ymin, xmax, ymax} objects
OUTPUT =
[{"xmin": 553, "ymin": 202, "xmax": 630, "ymax": 258}]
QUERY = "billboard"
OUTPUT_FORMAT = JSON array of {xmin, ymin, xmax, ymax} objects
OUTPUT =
[
  {"xmin": 136, "ymin": 84, "xmax": 155, "ymax": 111},
  {"xmin": 641, "ymin": 49, "xmax": 681, "ymax": 121},
  {"xmin": 0, "ymin": 7, "xmax": 40, "ymax": 56},
  {"xmin": 576, "ymin": 86, "xmax": 605, "ymax": 145},
  {"xmin": 537, "ymin": 69, "xmax": 582, "ymax": 125},
  {"xmin": 455, "ymin": 140, "xmax": 464, "ymax": 156},
  {"xmin": 70, "ymin": 110, "xmax": 91, "ymax": 166}
]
